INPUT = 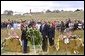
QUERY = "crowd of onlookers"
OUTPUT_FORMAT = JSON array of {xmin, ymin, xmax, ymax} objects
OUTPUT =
[
  {"xmin": 1, "ymin": 18, "xmax": 84, "ymax": 53},
  {"xmin": 1, "ymin": 20, "xmax": 21, "ymax": 29},
  {"xmin": 55, "ymin": 19, "xmax": 84, "ymax": 32},
  {"xmin": 1, "ymin": 18, "xmax": 84, "ymax": 31}
]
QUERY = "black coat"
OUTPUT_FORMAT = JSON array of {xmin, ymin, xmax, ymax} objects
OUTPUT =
[
  {"xmin": 65, "ymin": 22, "xmax": 69, "ymax": 28},
  {"xmin": 40, "ymin": 24, "xmax": 49, "ymax": 36},
  {"xmin": 40, "ymin": 24, "xmax": 49, "ymax": 51},
  {"xmin": 48, "ymin": 26, "xmax": 55, "ymax": 38},
  {"xmin": 21, "ymin": 23, "xmax": 28, "ymax": 40},
  {"xmin": 21, "ymin": 30, "xmax": 27, "ymax": 40},
  {"xmin": 74, "ymin": 23, "xmax": 78, "ymax": 30}
]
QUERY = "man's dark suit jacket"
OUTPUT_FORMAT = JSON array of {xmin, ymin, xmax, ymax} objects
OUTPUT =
[
  {"xmin": 48, "ymin": 26, "xmax": 55, "ymax": 38},
  {"xmin": 40, "ymin": 24, "xmax": 49, "ymax": 37}
]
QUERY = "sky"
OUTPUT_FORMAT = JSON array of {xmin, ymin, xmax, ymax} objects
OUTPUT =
[{"xmin": 1, "ymin": 1, "xmax": 84, "ymax": 14}]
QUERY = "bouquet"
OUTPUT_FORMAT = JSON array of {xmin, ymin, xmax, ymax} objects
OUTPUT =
[{"xmin": 26, "ymin": 27, "xmax": 42, "ymax": 45}]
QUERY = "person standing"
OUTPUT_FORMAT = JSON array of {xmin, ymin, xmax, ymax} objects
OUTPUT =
[
  {"xmin": 82, "ymin": 20, "xmax": 84, "ymax": 30},
  {"xmin": 78, "ymin": 20, "xmax": 83, "ymax": 30},
  {"xmin": 65, "ymin": 19, "xmax": 71, "ymax": 28},
  {"xmin": 21, "ymin": 20, "xmax": 28, "ymax": 53},
  {"xmin": 74, "ymin": 20, "xmax": 78, "ymax": 30},
  {"xmin": 60, "ymin": 21, "xmax": 65, "ymax": 34},
  {"xmin": 56, "ymin": 21, "xmax": 61, "ymax": 31},
  {"xmin": 48, "ymin": 22, "xmax": 55, "ymax": 46},
  {"xmin": 40, "ymin": 21, "xmax": 49, "ymax": 52},
  {"xmin": 68, "ymin": 21, "xmax": 74, "ymax": 31}
]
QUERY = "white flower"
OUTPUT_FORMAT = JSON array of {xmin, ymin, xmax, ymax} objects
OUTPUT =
[
  {"xmin": 64, "ymin": 38, "xmax": 70, "ymax": 44},
  {"xmin": 74, "ymin": 50, "xmax": 79, "ymax": 54},
  {"xmin": 74, "ymin": 50, "xmax": 76, "ymax": 54}
]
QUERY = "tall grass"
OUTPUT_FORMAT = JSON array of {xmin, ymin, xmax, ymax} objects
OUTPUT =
[{"xmin": 1, "ymin": 11, "xmax": 84, "ymax": 22}]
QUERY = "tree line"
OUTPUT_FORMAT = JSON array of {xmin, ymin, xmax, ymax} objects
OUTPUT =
[{"xmin": 2, "ymin": 9, "xmax": 83, "ymax": 15}]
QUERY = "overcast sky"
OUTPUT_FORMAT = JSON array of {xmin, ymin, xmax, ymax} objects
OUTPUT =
[{"xmin": 1, "ymin": 1, "xmax": 84, "ymax": 14}]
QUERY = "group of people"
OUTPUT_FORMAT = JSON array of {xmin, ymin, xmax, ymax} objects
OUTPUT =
[
  {"xmin": 21, "ymin": 20, "xmax": 55, "ymax": 53},
  {"xmin": 1, "ymin": 18, "xmax": 84, "ymax": 31},
  {"xmin": 56, "ymin": 19, "xmax": 84, "ymax": 33},
  {"xmin": 1, "ymin": 20, "xmax": 20, "ymax": 29},
  {"xmin": 20, "ymin": 18, "xmax": 84, "ymax": 53},
  {"xmin": 40, "ymin": 21, "xmax": 55, "ymax": 52},
  {"xmin": 1, "ymin": 18, "xmax": 84, "ymax": 53}
]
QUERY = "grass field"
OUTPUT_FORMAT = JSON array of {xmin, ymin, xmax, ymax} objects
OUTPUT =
[
  {"xmin": 1, "ymin": 11, "xmax": 84, "ymax": 22},
  {"xmin": 1, "ymin": 28, "xmax": 84, "ymax": 55},
  {"xmin": 1, "ymin": 11, "xmax": 84, "ymax": 55}
]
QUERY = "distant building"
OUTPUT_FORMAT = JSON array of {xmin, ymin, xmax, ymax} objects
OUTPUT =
[
  {"xmin": 23, "ymin": 13, "xmax": 29, "ymax": 16},
  {"xmin": 13, "ymin": 12, "xmax": 23, "ymax": 15}
]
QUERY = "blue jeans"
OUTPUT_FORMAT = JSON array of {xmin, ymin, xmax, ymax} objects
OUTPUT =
[{"xmin": 22, "ymin": 39, "xmax": 28, "ymax": 53}]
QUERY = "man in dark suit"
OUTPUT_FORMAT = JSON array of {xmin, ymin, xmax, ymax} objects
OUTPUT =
[
  {"xmin": 21, "ymin": 20, "xmax": 28, "ymax": 53},
  {"xmin": 40, "ymin": 21, "xmax": 49, "ymax": 52},
  {"xmin": 48, "ymin": 22, "xmax": 55, "ymax": 46}
]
